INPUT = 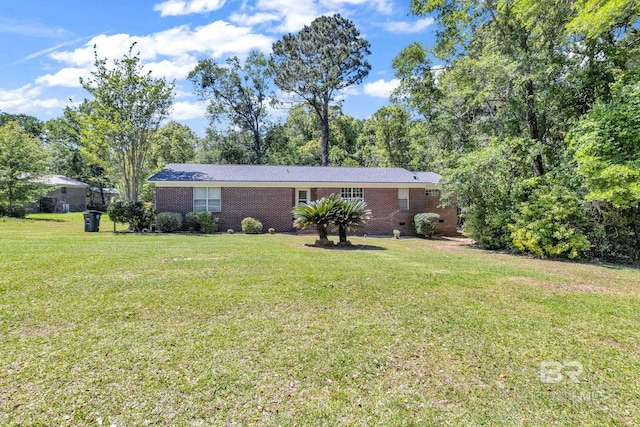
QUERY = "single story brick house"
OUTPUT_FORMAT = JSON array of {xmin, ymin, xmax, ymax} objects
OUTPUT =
[
  {"xmin": 30, "ymin": 175, "xmax": 90, "ymax": 213},
  {"xmin": 149, "ymin": 164, "xmax": 458, "ymax": 236}
]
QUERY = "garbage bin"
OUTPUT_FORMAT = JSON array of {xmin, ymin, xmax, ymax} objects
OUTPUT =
[{"xmin": 83, "ymin": 210, "xmax": 102, "ymax": 232}]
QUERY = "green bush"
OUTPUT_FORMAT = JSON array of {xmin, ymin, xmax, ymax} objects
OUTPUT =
[
  {"xmin": 156, "ymin": 212, "xmax": 183, "ymax": 233},
  {"xmin": 509, "ymin": 184, "xmax": 592, "ymax": 259},
  {"xmin": 241, "ymin": 217, "xmax": 263, "ymax": 234},
  {"xmin": 107, "ymin": 200, "xmax": 154, "ymax": 232},
  {"xmin": 227, "ymin": 229, "xmax": 234, "ymax": 234},
  {"xmin": 268, "ymin": 228, "xmax": 275, "ymax": 234},
  {"xmin": 186, "ymin": 211, "xmax": 219, "ymax": 233},
  {"xmin": 413, "ymin": 213, "xmax": 440, "ymax": 238},
  {"xmin": 0, "ymin": 204, "xmax": 26, "ymax": 218}
]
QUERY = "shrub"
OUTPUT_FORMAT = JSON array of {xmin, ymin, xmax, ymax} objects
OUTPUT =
[
  {"xmin": 268, "ymin": 228, "xmax": 275, "ymax": 234},
  {"xmin": 227, "ymin": 229, "xmax": 234, "ymax": 234},
  {"xmin": 0, "ymin": 205, "xmax": 26, "ymax": 218},
  {"xmin": 509, "ymin": 184, "xmax": 592, "ymax": 259},
  {"xmin": 393, "ymin": 229, "xmax": 401, "ymax": 239},
  {"xmin": 107, "ymin": 200, "xmax": 154, "ymax": 232},
  {"xmin": 156, "ymin": 212, "xmax": 183, "ymax": 233},
  {"xmin": 186, "ymin": 211, "xmax": 219, "ymax": 234},
  {"xmin": 413, "ymin": 213, "xmax": 440, "ymax": 238},
  {"xmin": 241, "ymin": 217, "xmax": 263, "ymax": 234}
]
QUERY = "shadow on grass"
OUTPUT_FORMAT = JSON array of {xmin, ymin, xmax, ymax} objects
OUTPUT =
[
  {"xmin": 24, "ymin": 217, "xmax": 67, "ymax": 223},
  {"xmin": 304, "ymin": 243, "xmax": 387, "ymax": 251}
]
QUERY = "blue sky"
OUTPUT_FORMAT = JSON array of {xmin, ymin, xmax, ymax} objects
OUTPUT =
[{"xmin": 0, "ymin": 0, "xmax": 436, "ymax": 135}]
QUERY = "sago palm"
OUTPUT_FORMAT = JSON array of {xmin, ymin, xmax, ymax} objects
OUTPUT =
[
  {"xmin": 333, "ymin": 198, "xmax": 372, "ymax": 244},
  {"xmin": 292, "ymin": 194, "xmax": 340, "ymax": 241}
]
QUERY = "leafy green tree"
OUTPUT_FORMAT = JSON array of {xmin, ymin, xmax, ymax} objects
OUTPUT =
[
  {"xmin": 363, "ymin": 106, "xmax": 412, "ymax": 168},
  {"xmin": 79, "ymin": 44, "xmax": 174, "ymax": 201},
  {"xmin": 147, "ymin": 121, "xmax": 197, "ymax": 171},
  {"xmin": 0, "ymin": 121, "xmax": 48, "ymax": 210},
  {"xmin": 189, "ymin": 51, "xmax": 274, "ymax": 164},
  {"xmin": 271, "ymin": 14, "xmax": 371, "ymax": 166},
  {"xmin": 0, "ymin": 112, "xmax": 43, "ymax": 138},
  {"xmin": 569, "ymin": 79, "xmax": 640, "ymax": 210}
]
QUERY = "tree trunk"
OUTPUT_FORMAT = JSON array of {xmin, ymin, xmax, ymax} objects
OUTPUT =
[
  {"xmin": 338, "ymin": 225, "xmax": 347, "ymax": 243},
  {"xmin": 525, "ymin": 79, "xmax": 544, "ymax": 177},
  {"xmin": 320, "ymin": 98, "xmax": 330, "ymax": 166},
  {"xmin": 316, "ymin": 224, "xmax": 328, "ymax": 240}
]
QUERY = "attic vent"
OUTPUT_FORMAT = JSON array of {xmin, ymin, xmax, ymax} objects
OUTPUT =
[{"xmin": 413, "ymin": 175, "xmax": 418, "ymax": 180}]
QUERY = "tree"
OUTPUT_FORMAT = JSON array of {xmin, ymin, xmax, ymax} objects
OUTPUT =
[
  {"xmin": 271, "ymin": 14, "xmax": 371, "ymax": 166},
  {"xmin": 189, "ymin": 51, "xmax": 274, "ymax": 164},
  {"xmin": 147, "ymin": 121, "xmax": 197, "ymax": 172},
  {"xmin": 0, "ymin": 121, "xmax": 48, "ymax": 210},
  {"xmin": 0, "ymin": 112, "xmax": 43, "ymax": 138},
  {"xmin": 292, "ymin": 194, "xmax": 341, "ymax": 244},
  {"xmin": 333, "ymin": 198, "xmax": 371, "ymax": 244},
  {"xmin": 364, "ymin": 106, "xmax": 412, "ymax": 168},
  {"xmin": 79, "ymin": 44, "xmax": 174, "ymax": 201}
]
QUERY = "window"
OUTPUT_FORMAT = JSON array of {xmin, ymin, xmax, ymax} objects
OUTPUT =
[
  {"xmin": 398, "ymin": 188, "xmax": 409, "ymax": 210},
  {"xmin": 296, "ymin": 189, "xmax": 310, "ymax": 205},
  {"xmin": 426, "ymin": 189, "xmax": 441, "ymax": 197},
  {"xmin": 60, "ymin": 187, "xmax": 67, "ymax": 194},
  {"xmin": 193, "ymin": 187, "xmax": 221, "ymax": 212},
  {"xmin": 341, "ymin": 187, "xmax": 363, "ymax": 201}
]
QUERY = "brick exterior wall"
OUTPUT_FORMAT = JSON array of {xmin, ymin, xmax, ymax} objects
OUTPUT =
[
  {"xmin": 156, "ymin": 186, "xmax": 296, "ymax": 232},
  {"xmin": 426, "ymin": 195, "xmax": 458, "ymax": 236},
  {"xmin": 218, "ymin": 187, "xmax": 295, "ymax": 232},
  {"xmin": 35, "ymin": 187, "xmax": 87, "ymax": 212},
  {"xmin": 156, "ymin": 185, "xmax": 458, "ymax": 236}
]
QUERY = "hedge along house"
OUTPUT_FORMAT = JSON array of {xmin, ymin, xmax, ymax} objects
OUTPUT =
[{"xmin": 149, "ymin": 164, "xmax": 458, "ymax": 236}]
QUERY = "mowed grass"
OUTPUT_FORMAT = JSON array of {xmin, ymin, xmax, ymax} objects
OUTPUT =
[{"xmin": 1, "ymin": 214, "xmax": 639, "ymax": 426}]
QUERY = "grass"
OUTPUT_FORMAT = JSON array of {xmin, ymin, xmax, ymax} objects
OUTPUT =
[{"xmin": 1, "ymin": 213, "xmax": 639, "ymax": 426}]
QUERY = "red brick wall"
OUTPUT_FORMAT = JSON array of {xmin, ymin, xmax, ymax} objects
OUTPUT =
[
  {"xmin": 156, "ymin": 185, "xmax": 458, "ymax": 236},
  {"xmin": 218, "ymin": 187, "xmax": 294, "ymax": 231},
  {"xmin": 156, "ymin": 186, "xmax": 295, "ymax": 232},
  {"xmin": 156, "ymin": 187, "xmax": 194, "ymax": 213},
  {"xmin": 426, "ymin": 195, "xmax": 458, "ymax": 236}
]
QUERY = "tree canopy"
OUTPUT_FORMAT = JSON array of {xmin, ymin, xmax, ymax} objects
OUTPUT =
[
  {"xmin": 79, "ymin": 44, "xmax": 174, "ymax": 201},
  {"xmin": 189, "ymin": 51, "xmax": 274, "ymax": 164},
  {"xmin": 0, "ymin": 121, "xmax": 48, "ymax": 210},
  {"xmin": 271, "ymin": 14, "xmax": 371, "ymax": 166}
]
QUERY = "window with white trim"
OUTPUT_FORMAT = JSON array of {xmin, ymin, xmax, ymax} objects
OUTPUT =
[
  {"xmin": 193, "ymin": 187, "xmax": 221, "ymax": 212},
  {"xmin": 296, "ymin": 189, "xmax": 310, "ymax": 205},
  {"xmin": 398, "ymin": 188, "xmax": 409, "ymax": 210},
  {"xmin": 426, "ymin": 189, "xmax": 441, "ymax": 197},
  {"xmin": 341, "ymin": 187, "xmax": 363, "ymax": 201}
]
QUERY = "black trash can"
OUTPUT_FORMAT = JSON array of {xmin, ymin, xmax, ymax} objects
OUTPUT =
[{"xmin": 83, "ymin": 210, "xmax": 102, "ymax": 232}]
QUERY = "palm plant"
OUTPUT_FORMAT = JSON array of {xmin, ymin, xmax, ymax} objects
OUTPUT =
[
  {"xmin": 333, "ymin": 198, "xmax": 372, "ymax": 244},
  {"xmin": 292, "ymin": 194, "xmax": 340, "ymax": 242}
]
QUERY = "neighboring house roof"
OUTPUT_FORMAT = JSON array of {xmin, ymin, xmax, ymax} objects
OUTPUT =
[
  {"xmin": 34, "ymin": 175, "xmax": 89, "ymax": 188},
  {"xmin": 149, "ymin": 164, "xmax": 442, "ymax": 187}
]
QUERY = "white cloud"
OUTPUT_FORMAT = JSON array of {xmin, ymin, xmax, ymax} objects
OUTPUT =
[
  {"xmin": 142, "ymin": 58, "xmax": 198, "ymax": 81},
  {"xmin": 228, "ymin": 12, "xmax": 280, "ymax": 27},
  {"xmin": 171, "ymin": 100, "xmax": 208, "ymax": 120},
  {"xmin": 154, "ymin": 0, "xmax": 226, "ymax": 17},
  {"xmin": 383, "ymin": 18, "xmax": 434, "ymax": 34},
  {"xmin": 35, "ymin": 67, "xmax": 90, "ymax": 88},
  {"xmin": 321, "ymin": 0, "xmax": 392, "ymax": 15},
  {"xmin": 363, "ymin": 78, "xmax": 399, "ymax": 98},
  {"xmin": 49, "ymin": 22, "xmax": 273, "ymax": 69},
  {"xmin": 0, "ymin": 85, "xmax": 69, "ymax": 115}
]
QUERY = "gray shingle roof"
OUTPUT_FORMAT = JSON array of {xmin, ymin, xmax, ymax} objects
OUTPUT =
[{"xmin": 149, "ymin": 164, "xmax": 442, "ymax": 185}]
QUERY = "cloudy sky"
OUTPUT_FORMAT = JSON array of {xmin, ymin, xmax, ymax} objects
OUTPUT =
[{"xmin": 0, "ymin": 0, "xmax": 436, "ymax": 134}]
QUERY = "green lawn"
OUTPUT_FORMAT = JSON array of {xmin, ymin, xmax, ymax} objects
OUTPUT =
[{"xmin": 1, "ymin": 213, "xmax": 639, "ymax": 426}]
